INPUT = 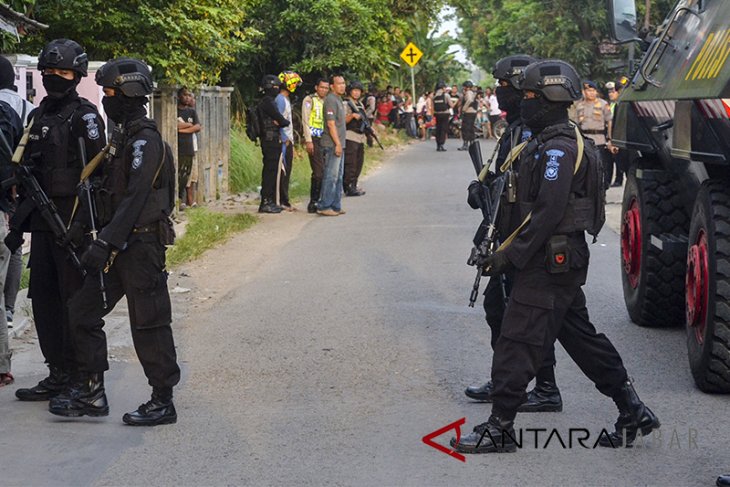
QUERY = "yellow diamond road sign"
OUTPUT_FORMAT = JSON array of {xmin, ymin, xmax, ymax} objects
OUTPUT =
[{"xmin": 400, "ymin": 42, "xmax": 423, "ymax": 68}]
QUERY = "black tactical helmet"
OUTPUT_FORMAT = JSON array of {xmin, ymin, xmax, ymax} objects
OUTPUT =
[
  {"xmin": 462, "ymin": 80, "xmax": 474, "ymax": 88},
  {"xmin": 492, "ymin": 54, "xmax": 537, "ymax": 89},
  {"xmin": 95, "ymin": 57, "xmax": 154, "ymax": 97},
  {"xmin": 261, "ymin": 74, "xmax": 280, "ymax": 91},
  {"xmin": 347, "ymin": 80, "xmax": 364, "ymax": 93},
  {"xmin": 435, "ymin": 80, "xmax": 446, "ymax": 90},
  {"xmin": 38, "ymin": 39, "xmax": 88, "ymax": 77},
  {"xmin": 519, "ymin": 59, "xmax": 582, "ymax": 102}
]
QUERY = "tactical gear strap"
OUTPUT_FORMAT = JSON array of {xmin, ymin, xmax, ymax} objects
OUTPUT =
[
  {"xmin": 496, "ymin": 124, "xmax": 584, "ymax": 253},
  {"xmin": 11, "ymin": 118, "xmax": 33, "ymax": 164}
]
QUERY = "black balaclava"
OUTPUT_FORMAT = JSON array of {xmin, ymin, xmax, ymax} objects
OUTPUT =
[
  {"xmin": 102, "ymin": 94, "xmax": 147, "ymax": 123},
  {"xmin": 520, "ymin": 96, "xmax": 569, "ymax": 134},
  {"xmin": 495, "ymin": 85, "xmax": 521, "ymax": 123},
  {"xmin": 42, "ymin": 74, "xmax": 79, "ymax": 99},
  {"xmin": 0, "ymin": 56, "xmax": 15, "ymax": 90}
]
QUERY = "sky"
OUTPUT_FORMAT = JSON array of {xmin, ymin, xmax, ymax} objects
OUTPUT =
[{"xmin": 437, "ymin": 5, "xmax": 470, "ymax": 65}]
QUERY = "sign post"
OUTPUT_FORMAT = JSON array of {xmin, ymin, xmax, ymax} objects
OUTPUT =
[{"xmin": 400, "ymin": 42, "xmax": 423, "ymax": 113}]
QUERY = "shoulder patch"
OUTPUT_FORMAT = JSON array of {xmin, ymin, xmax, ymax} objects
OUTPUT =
[
  {"xmin": 131, "ymin": 139, "xmax": 147, "ymax": 170},
  {"xmin": 544, "ymin": 149, "xmax": 565, "ymax": 181},
  {"xmin": 82, "ymin": 113, "xmax": 100, "ymax": 140}
]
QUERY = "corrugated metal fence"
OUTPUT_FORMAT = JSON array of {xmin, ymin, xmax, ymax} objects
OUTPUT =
[{"xmin": 152, "ymin": 86, "xmax": 233, "ymax": 205}]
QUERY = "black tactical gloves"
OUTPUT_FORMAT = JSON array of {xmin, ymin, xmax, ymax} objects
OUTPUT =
[
  {"xmin": 4, "ymin": 229, "xmax": 24, "ymax": 253},
  {"xmin": 483, "ymin": 251, "xmax": 513, "ymax": 276},
  {"xmin": 80, "ymin": 239, "xmax": 111, "ymax": 273}
]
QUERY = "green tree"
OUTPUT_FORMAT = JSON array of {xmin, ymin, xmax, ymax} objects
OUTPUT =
[
  {"xmin": 454, "ymin": 0, "xmax": 678, "ymax": 80},
  {"xmin": 401, "ymin": 12, "xmax": 469, "ymax": 94},
  {"xmin": 16, "ymin": 0, "xmax": 252, "ymax": 86},
  {"xmin": 221, "ymin": 0, "xmax": 445, "ymax": 102}
]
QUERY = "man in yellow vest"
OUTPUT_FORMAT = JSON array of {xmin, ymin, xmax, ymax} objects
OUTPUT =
[{"xmin": 302, "ymin": 78, "xmax": 330, "ymax": 213}]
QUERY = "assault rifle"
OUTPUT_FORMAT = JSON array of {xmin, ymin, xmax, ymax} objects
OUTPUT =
[
  {"xmin": 78, "ymin": 137, "xmax": 108, "ymax": 309},
  {"xmin": 346, "ymin": 100, "xmax": 384, "ymax": 150},
  {"xmin": 0, "ymin": 140, "xmax": 86, "ymax": 276},
  {"xmin": 466, "ymin": 139, "xmax": 506, "ymax": 307}
]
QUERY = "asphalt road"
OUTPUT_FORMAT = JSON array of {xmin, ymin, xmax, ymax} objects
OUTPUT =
[{"xmin": 1, "ymin": 138, "xmax": 728, "ymax": 486}]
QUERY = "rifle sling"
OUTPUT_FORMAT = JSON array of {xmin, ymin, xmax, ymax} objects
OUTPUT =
[{"xmin": 496, "ymin": 125, "xmax": 584, "ymax": 253}]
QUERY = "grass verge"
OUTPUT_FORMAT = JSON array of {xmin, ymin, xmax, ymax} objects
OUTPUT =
[
  {"xmin": 166, "ymin": 207, "xmax": 258, "ymax": 267},
  {"xmin": 229, "ymin": 122, "xmax": 409, "ymax": 197}
]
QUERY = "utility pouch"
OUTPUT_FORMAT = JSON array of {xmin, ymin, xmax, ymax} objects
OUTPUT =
[
  {"xmin": 93, "ymin": 186, "xmax": 113, "ymax": 227},
  {"xmin": 506, "ymin": 170, "xmax": 517, "ymax": 203},
  {"xmin": 158, "ymin": 216, "xmax": 176, "ymax": 246},
  {"xmin": 546, "ymin": 235, "xmax": 570, "ymax": 274}
]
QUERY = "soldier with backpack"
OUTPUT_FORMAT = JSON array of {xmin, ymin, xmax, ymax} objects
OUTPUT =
[{"xmin": 451, "ymin": 60, "xmax": 659, "ymax": 454}]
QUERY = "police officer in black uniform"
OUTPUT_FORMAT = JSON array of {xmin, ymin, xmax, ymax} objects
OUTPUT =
[
  {"xmin": 465, "ymin": 55, "xmax": 562, "ymax": 413},
  {"xmin": 257, "ymin": 75, "xmax": 290, "ymax": 213},
  {"xmin": 48, "ymin": 58, "xmax": 180, "ymax": 426},
  {"xmin": 432, "ymin": 81, "xmax": 451, "ymax": 152},
  {"xmin": 452, "ymin": 60, "xmax": 659, "ymax": 453},
  {"xmin": 7, "ymin": 39, "xmax": 106, "ymax": 402}
]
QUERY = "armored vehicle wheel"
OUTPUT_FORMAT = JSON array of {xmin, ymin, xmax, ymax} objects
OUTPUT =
[
  {"xmin": 621, "ymin": 165, "xmax": 688, "ymax": 327},
  {"xmin": 685, "ymin": 181, "xmax": 730, "ymax": 392}
]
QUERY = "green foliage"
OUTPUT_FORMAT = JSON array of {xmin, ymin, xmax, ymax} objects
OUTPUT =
[
  {"xmin": 454, "ymin": 0, "xmax": 677, "ymax": 80},
  {"xmin": 166, "ymin": 207, "xmax": 257, "ymax": 267},
  {"xmin": 222, "ymin": 0, "xmax": 446, "ymax": 103},
  {"xmin": 229, "ymin": 121, "xmax": 408, "ymax": 196},
  {"xmin": 401, "ymin": 11, "xmax": 470, "ymax": 93},
  {"xmin": 16, "ymin": 0, "xmax": 253, "ymax": 85}
]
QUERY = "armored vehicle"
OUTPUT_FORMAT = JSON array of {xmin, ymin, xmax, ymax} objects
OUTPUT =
[{"xmin": 609, "ymin": 0, "xmax": 730, "ymax": 392}]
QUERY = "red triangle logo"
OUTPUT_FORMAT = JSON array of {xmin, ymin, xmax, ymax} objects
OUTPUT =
[{"xmin": 422, "ymin": 417, "xmax": 467, "ymax": 463}]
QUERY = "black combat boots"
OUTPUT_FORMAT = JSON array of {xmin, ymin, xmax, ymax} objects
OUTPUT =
[
  {"xmin": 599, "ymin": 379, "xmax": 660, "ymax": 447},
  {"xmin": 122, "ymin": 387, "xmax": 177, "ymax": 426},
  {"xmin": 464, "ymin": 380, "xmax": 494, "ymax": 402},
  {"xmin": 450, "ymin": 414, "xmax": 517, "ymax": 454},
  {"xmin": 718, "ymin": 474, "xmax": 730, "ymax": 486},
  {"xmin": 15, "ymin": 365, "xmax": 69, "ymax": 401},
  {"xmin": 48, "ymin": 372, "xmax": 109, "ymax": 417},
  {"xmin": 517, "ymin": 380, "xmax": 563, "ymax": 412},
  {"xmin": 457, "ymin": 141, "xmax": 469, "ymax": 151},
  {"xmin": 436, "ymin": 144, "xmax": 446, "ymax": 152}
]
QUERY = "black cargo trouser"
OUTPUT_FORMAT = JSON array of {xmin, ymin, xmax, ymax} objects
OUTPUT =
[
  {"xmin": 28, "ymin": 231, "xmax": 85, "ymax": 370},
  {"xmin": 435, "ymin": 113, "xmax": 450, "ymax": 146},
  {"xmin": 68, "ymin": 234, "xmax": 180, "ymax": 389},
  {"xmin": 462, "ymin": 113, "xmax": 477, "ymax": 142},
  {"xmin": 483, "ymin": 273, "xmax": 557, "ymax": 381},
  {"xmin": 344, "ymin": 140, "xmax": 364, "ymax": 189},
  {"xmin": 490, "ymin": 264, "xmax": 628, "ymax": 420},
  {"xmin": 260, "ymin": 141, "xmax": 281, "ymax": 204}
]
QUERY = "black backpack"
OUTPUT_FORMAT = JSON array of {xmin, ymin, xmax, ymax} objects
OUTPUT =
[
  {"xmin": 245, "ymin": 103, "xmax": 260, "ymax": 143},
  {"xmin": 0, "ymin": 99, "xmax": 22, "ymax": 155}
]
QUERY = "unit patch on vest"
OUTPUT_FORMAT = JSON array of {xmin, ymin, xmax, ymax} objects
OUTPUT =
[
  {"xmin": 82, "ymin": 113, "xmax": 100, "ymax": 140},
  {"xmin": 132, "ymin": 140, "xmax": 147, "ymax": 170},
  {"xmin": 544, "ymin": 149, "xmax": 565, "ymax": 181}
]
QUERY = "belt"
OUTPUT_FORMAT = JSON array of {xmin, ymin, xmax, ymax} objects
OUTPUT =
[
  {"xmin": 132, "ymin": 224, "xmax": 158, "ymax": 234},
  {"xmin": 582, "ymin": 129, "xmax": 606, "ymax": 135}
]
